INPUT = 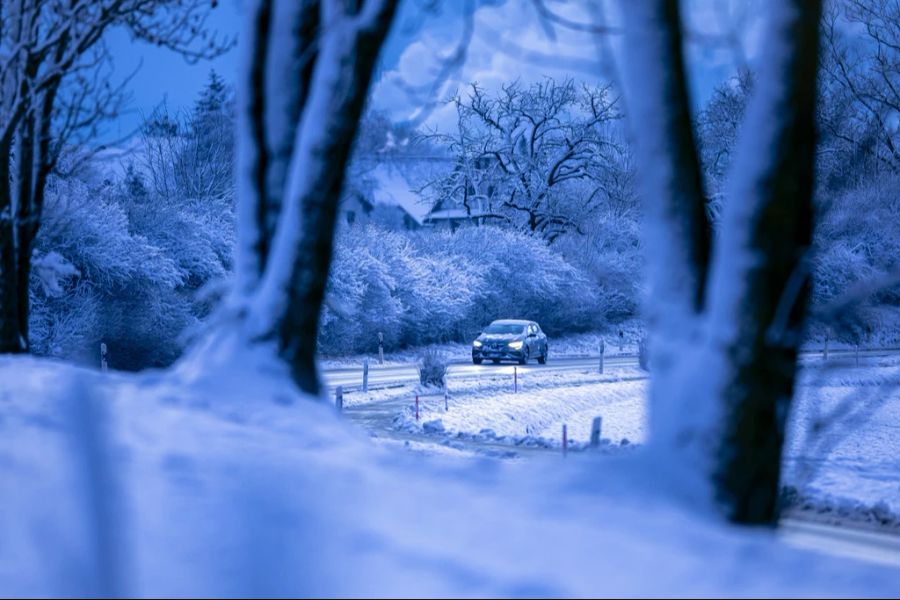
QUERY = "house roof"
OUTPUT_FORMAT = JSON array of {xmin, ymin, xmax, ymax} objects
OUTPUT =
[
  {"xmin": 424, "ymin": 207, "xmax": 491, "ymax": 221},
  {"xmin": 370, "ymin": 165, "xmax": 431, "ymax": 225}
]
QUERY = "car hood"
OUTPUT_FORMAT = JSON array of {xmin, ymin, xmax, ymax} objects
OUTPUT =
[{"xmin": 478, "ymin": 334, "xmax": 524, "ymax": 343}]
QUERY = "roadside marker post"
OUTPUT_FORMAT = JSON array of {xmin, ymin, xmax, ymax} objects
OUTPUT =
[
  {"xmin": 599, "ymin": 338, "xmax": 605, "ymax": 374},
  {"xmin": 415, "ymin": 394, "xmax": 420, "ymax": 421},
  {"xmin": 363, "ymin": 358, "xmax": 369, "ymax": 393},
  {"xmin": 562, "ymin": 424, "xmax": 568, "ymax": 457},
  {"xmin": 514, "ymin": 367, "xmax": 518, "ymax": 393},
  {"xmin": 100, "ymin": 342, "xmax": 108, "ymax": 372},
  {"xmin": 335, "ymin": 386, "xmax": 344, "ymax": 413},
  {"xmin": 590, "ymin": 417, "xmax": 602, "ymax": 447},
  {"xmin": 378, "ymin": 332, "xmax": 384, "ymax": 365},
  {"xmin": 444, "ymin": 387, "xmax": 449, "ymax": 412}
]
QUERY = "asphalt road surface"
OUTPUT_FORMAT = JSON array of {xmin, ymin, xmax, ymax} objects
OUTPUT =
[{"xmin": 322, "ymin": 354, "xmax": 637, "ymax": 390}]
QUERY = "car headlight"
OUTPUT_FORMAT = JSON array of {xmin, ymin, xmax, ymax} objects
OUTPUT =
[
  {"xmin": 472, "ymin": 340, "xmax": 482, "ymax": 348},
  {"xmin": 508, "ymin": 341, "xmax": 523, "ymax": 350}
]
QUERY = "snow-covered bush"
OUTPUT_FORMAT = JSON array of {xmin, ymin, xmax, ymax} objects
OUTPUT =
[
  {"xmin": 29, "ymin": 163, "xmax": 232, "ymax": 369},
  {"xmin": 811, "ymin": 174, "xmax": 900, "ymax": 344},
  {"xmin": 418, "ymin": 348, "xmax": 448, "ymax": 388},
  {"xmin": 319, "ymin": 225, "xmax": 630, "ymax": 355}
]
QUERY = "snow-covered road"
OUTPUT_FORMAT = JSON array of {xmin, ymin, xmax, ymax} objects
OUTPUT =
[{"xmin": 322, "ymin": 347, "xmax": 900, "ymax": 391}]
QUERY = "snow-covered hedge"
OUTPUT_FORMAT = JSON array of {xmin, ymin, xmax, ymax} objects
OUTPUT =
[
  {"xmin": 318, "ymin": 225, "xmax": 624, "ymax": 354},
  {"xmin": 29, "ymin": 171, "xmax": 232, "ymax": 369}
]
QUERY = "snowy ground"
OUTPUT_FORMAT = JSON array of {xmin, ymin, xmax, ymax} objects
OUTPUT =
[
  {"xmin": 2, "ymin": 347, "xmax": 899, "ymax": 596},
  {"xmin": 346, "ymin": 354, "xmax": 900, "ymax": 525},
  {"xmin": 384, "ymin": 369, "xmax": 649, "ymax": 447},
  {"xmin": 783, "ymin": 355, "xmax": 900, "ymax": 527}
]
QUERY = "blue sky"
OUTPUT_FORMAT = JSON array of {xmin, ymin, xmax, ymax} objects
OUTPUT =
[{"xmin": 102, "ymin": 0, "xmax": 759, "ymax": 142}]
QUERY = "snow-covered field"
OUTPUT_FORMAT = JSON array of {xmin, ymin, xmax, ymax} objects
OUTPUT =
[
  {"xmin": 359, "ymin": 355, "xmax": 900, "ymax": 520},
  {"xmin": 784, "ymin": 356, "xmax": 900, "ymax": 521},
  {"xmin": 2, "ymin": 348, "xmax": 899, "ymax": 596},
  {"xmin": 393, "ymin": 369, "xmax": 648, "ymax": 446}
]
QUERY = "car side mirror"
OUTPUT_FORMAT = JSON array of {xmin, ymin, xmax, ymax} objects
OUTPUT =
[{"xmin": 528, "ymin": 332, "xmax": 536, "ymax": 338}]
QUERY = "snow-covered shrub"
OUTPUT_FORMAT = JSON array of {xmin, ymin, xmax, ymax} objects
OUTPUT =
[
  {"xmin": 319, "ymin": 230, "xmax": 405, "ymax": 354},
  {"xmin": 29, "ymin": 284, "xmax": 101, "ymax": 361},
  {"xmin": 319, "ymin": 225, "xmax": 628, "ymax": 355},
  {"xmin": 418, "ymin": 348, "xmax": 447, "ymax": 388},
  {"xmin": 414, "ymin": 226, "xmax": 603, "ymax": 337},
  {"xmin": 30, "ymin": 167, "xmax": 231, "ymax": 369},
  {"xmin": 811, "ymin": 174, "xmax": 900, "ymax": 344},
  {"xmin": 638, "ymin": 337, "xmax": 650, "ymax": 371}
]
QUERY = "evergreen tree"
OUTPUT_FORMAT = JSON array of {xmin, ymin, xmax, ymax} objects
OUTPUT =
[{"xmin": 194, "ymin": 70, "xmax": 229, "ymax": 118}]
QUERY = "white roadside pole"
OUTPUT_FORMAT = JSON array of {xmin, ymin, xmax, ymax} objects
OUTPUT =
[
  {"xmin": 363, "ymin": 358, "xmax": 369, "ymax": 393},
  {"xmin": 100, "ymin": 343, "xmax": 108, "ymax": 372},
  {"xmin": 599, "ymin": 338, "xmax": 605, "ymax": 374},
  {"xmin": 378, "ymin": 332, "xmax": 384, "ymax": 365}
]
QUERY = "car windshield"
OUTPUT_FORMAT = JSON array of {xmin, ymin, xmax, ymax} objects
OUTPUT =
[{"xmin": 483, "ymin": 324, "xmax": 525, "ymax": 335}]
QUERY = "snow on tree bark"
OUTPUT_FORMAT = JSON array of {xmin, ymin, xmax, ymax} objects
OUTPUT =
[
  {"xmin": 235, "ymin": 0, "xmax": 320, "ymax": 299},
  {"xmin": 706, "ymin": 0, "xmax": 821, "ymax": 524},
  {"xmin": 621, "ymin": 0, "xmax": 821, "ymax": 524},
  {"xmin": 235, "ymin": 0, "xmax": 398, "ymax": 395},
  {"xmin": 621, "ymin": 0, "xmax": 712, "ymax": 484}
]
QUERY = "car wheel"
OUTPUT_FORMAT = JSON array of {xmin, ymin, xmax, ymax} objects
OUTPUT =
[
  {"xmin": 518, "ymin": 348, "xmax": 528, "ymax": 365},
  {"xmin": 492, "ymin": 358, "xmax": 501, "ymax": 365},
  {"xmin": 473, "ymin": 357, "xmax": 483, "ymax": 365},
  {"xmin": 537, "ymin": 348, "xmax": 547, "ymax": 365}
]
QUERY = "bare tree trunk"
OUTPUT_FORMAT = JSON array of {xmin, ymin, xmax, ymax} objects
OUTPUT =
[
  {"xmin": 709, "ymin": 0, "xmax": 821, "ymax": 524},
  {"xmin": 235, "ymin": 0, "xmax": 320, "ymax": 297},
  {"xmin": 13, "ymin": 112, "xmax": 36, "ymax": 351},
  {"xmin": 621, "ymin": 0, "xmax": 712, "ymax": 470},
  {"xmin": 0, "ymin": 133, "xmax": 23, "ymax": 352},
  {"xmin": 237, "ymin": 0, "xmax": 398, "ymax": 396},
  {"xmin": 274, "ymin": 6, "xmax": 397, "ymax": 395},
  {"xmin": 623, "ymin": 1, "xmax": 711, "ymax": 314},
  {"xmin": 621, "ymin": 0, "xmax": 821, "ymax": 524}
]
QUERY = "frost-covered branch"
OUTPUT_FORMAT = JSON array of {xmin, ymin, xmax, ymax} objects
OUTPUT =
[{"xmin": 0, "ymin": 0, "xmax": 231, "ymax": 353}]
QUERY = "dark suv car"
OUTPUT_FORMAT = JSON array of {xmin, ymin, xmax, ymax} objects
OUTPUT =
[{"xmin": 472, "ymin": 319, "xmax": 548, "ymax": 365}]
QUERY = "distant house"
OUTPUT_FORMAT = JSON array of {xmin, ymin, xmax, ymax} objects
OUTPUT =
[
  {"xmin": 341, "ymin": 164, "xmax": 431, "ymax": 230},
  {"xmin": 422, "ymin": 201, "xmax": 492, "ymax": 231},
  {"xmin": 421, "ymin": 155, "xmax": 497, "ymax": 231},
  {"xmin": 341, "ymin": 156, "xmax": 498, "ymax": 233}
]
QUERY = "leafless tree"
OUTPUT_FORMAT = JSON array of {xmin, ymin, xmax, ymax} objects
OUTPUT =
[
  {"xmin": 424, "ymin": 78, "xmax": 625, "ymax": 242},
  {"xmin": 141, "ymin": 92, "xmax": 234, "ymax": 206},
  {"xmin": 821, "ymin": 0, "xmax": 900, "ymax": 172},
  {"xmin": 0, "ymin": 0, "xmax": 230, "ymax": 353}
]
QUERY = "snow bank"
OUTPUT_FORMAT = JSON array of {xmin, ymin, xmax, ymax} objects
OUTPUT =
[{"xmin": 1, "ymin": 354, "xmax": 898, "ymax": 597}]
